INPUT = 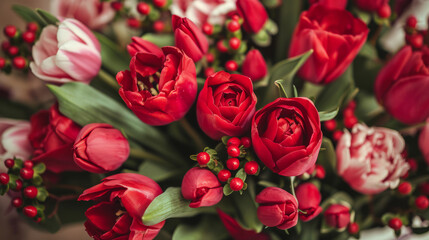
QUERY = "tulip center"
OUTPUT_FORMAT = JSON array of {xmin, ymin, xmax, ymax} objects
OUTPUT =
[
  {"xmin": 137, "ymin": 72, "xmax": 160, "ymax": 96},
  {"xmin": 195, "ymin": 187, "xmax": 209, "ymax": 200}
]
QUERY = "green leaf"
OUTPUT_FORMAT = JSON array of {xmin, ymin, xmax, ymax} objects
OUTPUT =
[
  {"xmin": 142, "ymin": 187, "xmax": 213, "ymax": 226},
  {"xmin": 223, "ymin": 184, "xmax": 233, "ymax": 196},
  {"xmin": 318, "ymin": 138, "xmax": 337, "ymax": 173},
  {"xmin": 35, "ymin": 9, "xmax": 59, "ymax": 25},
  {"xmin": 24, "ymin": 213, "xmax": 61, "ymax": 233},
  {"xmin": 94, "ymin": 32, "xmax": 130, "ymax": 74},
  {"xmin": 172, "ymin": 215, "xmax": 228, "ymax": 240},
  {"xmin": 0, "ymin": 185, "xmax": 9, "ymax": 195},
  {"xmin": 235, "ymin": 168, "xmax": 247, "ymax": 182},
  {"xmin": 274, "ymin": 0, "xmax": 301, "ymax": 62},
  {"xmin": 0, "ymin": 98, "xmax": 34, "ymax": 119},
  {"xmin": 36, "ymin": 188, "xmax": 49, "ymax": 202},
  {"xmin": 358, "ymin": 43, "xmax": 378, "ymax": 61},
  {"xmin": 137, "ymin": 161, "xmax": 182, "ymax": 182},
  {"xmin": 12, "ymin": 5, "xmax": 46, "ymax": 27},
  {"xmin": 318, "ymin": 107, "xmax": 339, "ymax": 122},
  {"xmin": 33, "ymin": 163, "xmax": 46, "ymax": 174},
  {"xmin": 47, "ymin": 82, "xmax": 181, "ymax": 164},
  {"xmin": 381, "ymin": 213, "xmax": 396, "ymax": 225},
  {"xmin": 142, "ymin": 34, "xmax": 174, "ymax": 47},
  {"xmin": 320, "ymin": 192, "xmax": 354, "ymax": 209},
  {"xmin": 232, "ymin": 190, "xmax": 263, "ymax": 233}
]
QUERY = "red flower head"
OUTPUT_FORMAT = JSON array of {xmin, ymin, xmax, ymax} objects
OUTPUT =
[
  {"xmin": 242, "ymin": 49, "xmax": 268, "ymax": 82},
  {"xmin": 324, "ymin": 204, "xmax": 350, "ymax": 229},
  {"xmin": 296, "ymin": 182, "xmax": 322, "ymax": 221},
  {"xmin": 236, "ymin": 0, "xmax": 268, "ymax": 33}
]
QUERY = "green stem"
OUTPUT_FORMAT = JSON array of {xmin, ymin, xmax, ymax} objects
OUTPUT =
[
  {"xmin": 290, "ymin": 176, "xmax": 297, "ymax": 203},
  {"xmin": 129, "ymin": 147, "xmax": 174, "ymax": 167},
  {"xmin": 179, "ymin": 118, "xmax": 206, "ymax": 151},
  {"xmin": 98, "ymin": 69, "xmax": 119, "ymax": 91}
]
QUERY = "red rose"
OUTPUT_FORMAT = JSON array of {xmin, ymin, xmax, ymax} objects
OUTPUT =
[
  {"xmin": 309, "ymin": 0, "xmax": 347, "ymax": 9},
  {"xmin": 256, "ymin": 187, "xmax": 298, "ymax": 230},
  {"xmin": 172, "ymin": 15, "xmax": 209, "ymax": 62},
  {"xmin": 324, "ymin": 204, "xmax": 350, "ymax": 229},
  {"xmin": 289, "ymin": 5, "xmax": 368, "ymax": 84},
  {"xmin": 181, "ymin": 167, "xmax": 223, "ymax": 208},
  {"xmin": 374, "ymin": 46, "xmax": 429, "ymax": 124},
  {"xmin": 295, "ymin": 182, "xmax": 322, "ymax": 221},
  {"xmin": 197, "ymin": 71, "xmax": 257, "ymax": 140},
  {"xmin": 236, "ymin": 0, "xmax": 268, "ymax": 33},
  {"xmin": 29, "ymin": 104, "xmax": 82, "ymax": 173},
  {"xmin": 127, "ymin": 36, "xmax": 164, "ymax": 58},
  {"xmin": 117, "ymin": 46, "xmax": 197, "ymax": 126},
  {"xmin": 73, "ymin": 123, "xmax": 130, "ymax": 173},
  {"xmin": 217, "ymin": 209, "xmax": 270, "ymax": 240},
  {"xmin": 251, "ymin": 97, "xmax": 322, "ymax": 176},
  {"xmin": 78, "ymin": 173, "xmax": 165, "ymax": 240},
  {"xmin": 354, "ymin": 0, "xmax": 387, "ymax": 11},
  {"xmin": 242, "ymin": 49, "xmax": 268, "ymax": 82}
]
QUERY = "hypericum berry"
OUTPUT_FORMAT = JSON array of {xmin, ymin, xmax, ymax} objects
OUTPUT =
[
  {"xmin": 388, "ymin": 218, "xmax": 402, "ymax": 230},
  {"xmin": 111, "ymin": 2, "xmax": 123, "ymax": 11},
  {"xmin": 227, "ymin": 137, "xmax": 241, "ymax": 147},
  {"xmin": 153, "ymin": 21, "xmax": 165, "ymax": 33},
  {"xmin": 197, "ymin": 152, "xmax": 210, "ymax": 165},
  {"xmin": 332, "ymin": 130, "xmax": 343, "ymax": 142},
  {"xmin": 227, "ymin": 20, "xmax": 240, "ymax": 32},
  {"xmin": 323, "ymin": 119, "xmax": 337, "ymax": 132},
  {"xmin": 20, "ymin": 168, "xmax": 34, "ymax": 180},
  {"xmin": 217, "ymin": 40, "xmax": 228, "ymax": 53},
  {"xmin": 24, "ymin": 186, "xmax": 38, "ymax": 199},
  {"xmin": 244, "ymin": 161, "xmax": 258, "ymax": 175},
  {"xmin": 231, "ymin": 15, "xmax": 240, "ymax": 21},
  {"xmin": 227, "ymin": 145, "xmax": 240, "ymax": 157},
  {"xmin": 230, "ymin": 178, "xmax": 244, "ymax": 191},
  {"xmin": 127, "ymin": 18, "xmax": 141, "ymax": 28},
  {"xmin": 0, "ymin": 57, "xmax": 5, "ymax": 69},
  {"xmin": 22, "ymin": 31, "xmax": 36, "ymax": 44},
  {"xmin": 225, "ymin": 60, "xmax": 238, "ymax": 72},
  {"xmin": 0, "ymin": 173, "xmax": 9, "ymax": 185},
  {"xmin": 1, "ymin": 40, "xmax": 10, "ymax": 52},
  {"xmin": 12, "ymin": 197, "xmax": 23, "ymax": 208},
  {"xmin": 377, "ymin": 4, "xmax": 391, "ymax": 19},
  {"xmin": 4, "ymin": 25, "xmax": 17, "ymax": 38},
  {"xmin": 347, "ymin": 222, "xmax": 359, "ymax": 235},
  {"xmin": 13, "ymin": 56, "xmax": 26, "ymax": 69},
  {"xmin": 14, "ymin": 179, "xmax": 23, "ymax": 191},
  {"xmin": 218, "ymin": 169, "xmax": 231, "ymax": 182},
  {"xmin": 205, "ymin": 53, "xmax": 214, "ymax": 63},
  {"xmin": 153, "ymin": 0, "xmax": 167, "ymax": 8},
  {"xmin": 8, "ymin": 46, "xmax": 19, "ymax": 56},
  {"xmin": 205, "ymin": 67, "xmax": 215, "ymax": 77},
  {"xmin": 347, "ymin": 100, "xmax": 356, "ymax": 110},
  {"xmin": 397, "ymin": 182, "xmax": 412, "ymax": 195},
  {"xmin": 315, "ymin": 164, "xmax": 325, "ymax": 179},
  {"xmin": 406, "ymin": 16, "xmax": 417, "ymax": 29},
  {"xmin": 415, "ymin": 195, "xmax": 429, "ymax": 210},
  {"xmin": 240, "ymin": 137, "xmax": 251, "ymax": 148},
  {"xmin": 407, "ymin": 158, "xmax": 418, "ymax": 171},
  {"xmin": 202, "ymin": 23, "xmax": 214, "ymax": 35},
  {"xmin": 343, "ymin": 108, "xmax": 354, "ymax": 118},
  {"xmin": 24, "ymin": 161, "xmax": 34, "ymax": 169},
  {"xmin": 4, "ymin": 158, "xmax": 14, "ymax": 168},
  {"xmin": 406, "ymin": 33, "xmax": 423, "ymax": 49},
  {"xmin": 226, "ymin": 158, "xmax": 240, "ymax": 170},
  {"xmin": 344, "ymin": 115, "xmax": 358, "ymax": 129},
  {"xmin": 229, "ymin": 37, "xmax": 241, "ymax": 50},
  {"xmin": 137, "ymin": 2, "xmax": 151, "ymax": 15},
  {"xmin": 23, "ymin": 206, "xmax": 38, "ymax": 218},
  {"xmin": 26, "ymin": 22, "xmax": 39, "ymax": 33}
]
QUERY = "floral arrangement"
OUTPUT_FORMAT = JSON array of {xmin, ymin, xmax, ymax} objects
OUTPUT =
[{"xmin": 0, "ymin": 0, "xmax": 429, "ymax": 239}]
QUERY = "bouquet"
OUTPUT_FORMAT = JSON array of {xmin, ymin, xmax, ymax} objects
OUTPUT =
[{"xmin": 1, "ymin": 0, "xmax": 429, "ymax": 239}]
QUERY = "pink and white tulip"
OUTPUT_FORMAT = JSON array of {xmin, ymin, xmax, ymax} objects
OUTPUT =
[
  {"xmin": 0, "ymin": 119, "xmax": 32, "ymax": 164},
  {"xmin": 30, "ymin": 19, "xmax": 101, "ymax": 85},
  {"xmin": 51, "ymin": 0, "xmax": 115, "ymax": 30}
]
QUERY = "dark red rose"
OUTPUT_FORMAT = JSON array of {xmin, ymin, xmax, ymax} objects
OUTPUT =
[
  {"xmin": 251, "ymin": 97, "xmax": 322, "ymax": 176},
  {"xmin": 197, "ymin": 71, "xmax": 257, "ymax": 140},
  {"xmin": 78, "ymin": 173, "xmax": 165, "ymax": 240},
  {"xmin": 236, "ymin": 0, "xmax": 268, "ymax": 33},
  {"xmin": 375, "ymin": 46, "xmax": 429, "ymax": 124},
  {"xmin": 117, "ymin": 46, "xmax": 197, "ymax": 126},
  {"xmin": 29, "ymin": 104, "xmax": 82, "ymax": 173},
  {"xmin": 289, "ymin": 5, "xmax": 368, "ymax": 84},
  {"xmin": 296, "ymin": 182, "xmax": 322, "ymax": 221}
]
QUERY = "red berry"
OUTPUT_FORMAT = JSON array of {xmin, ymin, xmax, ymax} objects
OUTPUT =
[
  {"xmin": 4, "ymin": 25, "xmax": 17, "ymax": 38},
  {"xmin": 244, "ymin": 161, "xmax": 258, "ymax": 175},
  {"xmin": 230, "ymin": 178, "xmax": 244, "ymax": 191},
  {"xmin": 13, "ymin": 56, "xmax": 26, "ymax": 69},
  {"xmin": 241, "ymin": 137, "xmax": 251, "ymax": 148},
  {"xmin": 415, "ymin": 195, "xmax": 429, "ymax": 210},
  {"xmin": 8, "ymin": 46, "xmax": 19, "ymax": 56},
  {"xmin": 217, "ymin": 40, "xmax": 228, "ymax": 53},
  {"xmin": 347, "ymin": 222, "xmax": 359, "ymax": 235},
  {"xmin": 227, "ymin": 145, "xmax": 240, "ymax": 157},
  {"xmin": 332, "ymin": 130, "xmax": 343, "ymax": 142},
  {"xmin": 344, "ymin": 115, "xmax": 358, "ymax": 129},
  {"xmin": 388, "ymin": 218, "xmax": 402, "ymax": 230},
  {"xmin": 406, "ymin": 33, "xmax": 423, "ymax": 49},
  {"xmin": 397, "ymin": 182, "xmax": 412, "ymax": 195},
  {"xmin": 24, "ymin": 161, "xmax": 34, "ymax": 169},
  {"xmin": 315, "ymin": 164, "xmax": 325, "ymax": 179},
  {"xmin": 127, "ymin": 18, "xmax": 141, "ymax": 28},
  {"xmin": 4, "ymin": 158, "xmax": 14, "ymax": 168},
  {"xmin": 153, "ymin": 0, "xmax": 167, "ymax": 8},
  {"xmin": 347, "ymin": 100, "xmax": 356, "ymax": 110},
  {"xmin": 323, "ymin": 119, "xmax": 337, "ymax": 132},
  {"xmin": 229, "ymin": 37, "xmax": 241, "ymax": 50},
  {"xmin": 22, "ymin": 31, "xmax": 36, "ymax": 44},
  {"xmin": 377, "ymin": 4, "xmax": 391, "ymax": 19},
  {"xmin": 407, "ymin": 158, "xmax": 418, "ymax": 171},
  {"xmin": 0, "ymin": 58, "xmax": 6, "ymax": 69},
  {"xmin": 226, "ymin": 158, "xmax": 240, "ymax": 170},
  {"xmin": 197, "ymin": 152, "xmax": 210, "ymax": 165},
  {"xmin": 420, "ymin": 182, "xmax": 429, "ymax": 195},
  {"xmin": 205, "ymin": 67, "xmax": 215, "ymax": 77},
  {"xmin": 111, "ymin": 1, "xmax": 123, "ymax": 11},
  {"xmin": 227, "ymin": 20, "xmax": 240, "ymax": 32},
  {"xmin": 202, "ymin": 23, "xmax": 214, "ymax": 35},
  {"xmin": 137, "ymin": 2, "xmax": 151, "ymax": 15},
  {"xmin": 12, "ymin": 197, "xmax": 23, "ymax": 208},
  {"xmin": 227, "ymin": 137, "xmax": 241, "ymax": 147},
  {"xmin": 343, "ymin": 108, "xmax": 354, "ymax": 118},
  {"xmin": 231, "ymin": 15, "xmax": 240, "ymax": 21},
  {"xmin": 23, "ymin": 206, "xmax": 38, "ymax": 218},
  {"xmin": 1, "ymin": 40, "xmax": 10, "ymax": 52},
  {"xmin": 218, "ymin": 169, "xmax": 231, "ymax": 182},
  {"xmin": 205, "ymin": 53, "xmax": 214, "ymax": 63},
  {"xmin": 0, "ymin": 173, "xmax": 9, "ymax": 185},
  {"xmin": 26, "ymin": 22, "xmax": 39, "ymax": 33},
  {"xmin": 153, "ymin": 21, "xmax": 165, "ymax": 33},
  {"xmin": 406, "ymin": 16, "xmax": 417, "ymax": 29},
  {"xmin": 14, "ymin": 179, "xmax": 23, "ymax": 191},
  {"xmin": 24, "ymin": 186, "xmax": 38, "ymax": 199},
  {"xmin": 20, "ymin": 168, "xmax": 34, "ymax": 180},
  {"xmin": 225, "ymin": 60, "xmax": 238, "ymax": 72}
]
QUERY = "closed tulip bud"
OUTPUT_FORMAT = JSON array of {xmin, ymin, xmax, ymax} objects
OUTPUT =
[
  {"xmin": 242, "ymin": 49, "xmax": 267, "ymax": 82},
  {"xmin": 324, "ymin": 204, "xmax": 350, "ymax": 228},
  {"xmin": 296, "ymin": 183, "xmax": 322, "ymax": 221},
  {"xmin": 73, "ymin": 123, "xmax": 130, "ymax": 173},
  {"xmin": 127, "ymin": 37, "xmax": 164, "ymax": 58},
  {"xmin": 236, "ymin": 0, "xmax": 268, "ymax": 33}
]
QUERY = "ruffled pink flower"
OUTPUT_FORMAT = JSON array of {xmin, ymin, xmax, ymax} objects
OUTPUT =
[{"xmin": 0, "ymin": 119, "xmax": 32, "ymax": 162}]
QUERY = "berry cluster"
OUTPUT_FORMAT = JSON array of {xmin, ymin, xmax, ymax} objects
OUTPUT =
[
  {"xmin": 323, "ymin": 100, "xmax": 358, "ymax": 142},
  {"xmin": 191, "ymin": 136, "xmax": 260, "ymax": 195},
  {"xmin": 404, "ymin": 15, "xmax": 427, "ymax": 49},
  {"xmin": 1, "ymin": 158, "xmax": 48, "ymax": 222}
]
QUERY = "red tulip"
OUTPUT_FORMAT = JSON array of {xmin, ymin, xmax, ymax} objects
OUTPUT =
[
  {"xmin": 79, "ymin": 173, "xmax": 164, "ymax": 239},
  {"xmin": 242, "ymin": 49, "xmax": 268, "ymax": 82},
  {"xmin": 419, "ymin": 118, "xmax": 429, "ymax": 165},
  {"xmin": 217, "ymin": 209, "xmax": 270, "ymax": 240},
  {"xmin": 197, "ymin": 71, "xmax": 257, "ymax": 140},
  {"xmin": 309, "ymin": 0, "xmax": 347, "ymax": 9},
  {"xmin": 236, "ymin": 0, "xmax": 268, "ymax": 33},
  {"xmin": 295, "ymin": 183, "xmax": 322, "ymax": 221},
  {"xmin": 127, "ymin": 37, "xmax": 164, "ymax": 58},
  {"xmin": 324, "ymin": 204, "xmax": 350, "ymax": 228},
  {"xmin": 354, "ymin": 0, "xmax": 387, "ymax": 11}
]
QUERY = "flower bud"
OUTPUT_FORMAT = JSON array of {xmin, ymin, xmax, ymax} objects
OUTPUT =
[
  {"xmin": 324, "ymin": 204, "xmax": 350, "ymax": 228},
  {"xmin": 127, "ymin": 37, "xmax": 163, "ymax": 58},
  {"xmin": 296, "ymin": 183, "xmax": 322, "ymax": 221},
  {"xmin": 242, "ymin": 49, "xmax": 267, "ymax": 82},
  {"xmin": 172, "ymin": 15, "xmax": 208, "ymax": 62}
]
